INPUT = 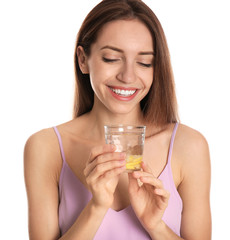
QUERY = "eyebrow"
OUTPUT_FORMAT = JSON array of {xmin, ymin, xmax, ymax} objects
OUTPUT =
[{"xmin": 100, "ymin": 45, "xmax": 155, "ymax": 55}]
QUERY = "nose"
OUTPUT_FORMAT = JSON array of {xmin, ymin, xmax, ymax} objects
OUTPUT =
[{"xmin": 116, "ymin": 60, "xmax": 137, "ymax": 84}]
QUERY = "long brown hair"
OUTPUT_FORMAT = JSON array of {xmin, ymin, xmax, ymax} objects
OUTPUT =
[{"xmin": 73, "ymin": 0, "xmax": 179, "ymax": 126}]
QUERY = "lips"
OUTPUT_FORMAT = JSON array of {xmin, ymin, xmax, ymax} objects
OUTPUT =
[{"xmin": 108, "ymin": 86, "xmax": 139, "ymax": 101}]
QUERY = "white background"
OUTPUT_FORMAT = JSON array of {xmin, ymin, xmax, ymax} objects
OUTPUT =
[{"xmin": 0, "ymin": 0, "xmax": 229, "ymax": 239}]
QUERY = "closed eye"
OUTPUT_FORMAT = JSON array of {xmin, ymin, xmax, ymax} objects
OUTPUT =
[
  {"xmin": 102, "ymin": 57, "xmax": 119, "ymax": 63},
  {"xmin": 137, "ymin": 62, "xmax": 152, "ymax": 68}
]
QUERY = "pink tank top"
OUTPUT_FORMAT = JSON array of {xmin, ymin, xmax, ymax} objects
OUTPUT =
[{"xmin": 53, "ymin": 123, "xmax": 182, "ymax": 238}]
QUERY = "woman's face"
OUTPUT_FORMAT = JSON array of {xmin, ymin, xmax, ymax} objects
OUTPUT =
[{"xmin": 85, "ymin": 19, "xmax": 154, "ymax": 115}]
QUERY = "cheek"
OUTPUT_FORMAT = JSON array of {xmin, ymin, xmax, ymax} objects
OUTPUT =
[
  {"xmin": 88, "ymin": 62, "xmax": 102, "ymax": 88},
  {"xmin": 89, "ymin": 64, "xmax": 116, "ymax": 86},
  {"xmin": 88, "ymin": 64, "xmax": 111, "ymax": 96},
  {"xmin": 147, "ymin": 71, "xmax": 154, "ymax": 85},
  {"xmin": 141, "ymin": 69, "xmax": 154, "ymax": 90}
]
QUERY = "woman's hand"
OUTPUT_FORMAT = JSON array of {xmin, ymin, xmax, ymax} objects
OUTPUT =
[
  {"xmin": 128, "ymin": 162, "xmax": 170, "ymax": 232},
  {"xmin": 84, "ymin": 144, "xmax": 126, "ymax": 210}
]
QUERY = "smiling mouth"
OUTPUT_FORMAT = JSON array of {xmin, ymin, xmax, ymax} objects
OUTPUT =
[{"xmin": 109, "ymin": 87, "xmax": 137, "ymax": 97}]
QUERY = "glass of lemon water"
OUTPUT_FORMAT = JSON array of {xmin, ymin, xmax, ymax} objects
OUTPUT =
[{"xmin": 104, "ymin": 125, "xmax": 146, "ymax": 172}]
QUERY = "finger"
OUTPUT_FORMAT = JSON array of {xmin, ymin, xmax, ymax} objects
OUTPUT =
[
  {"xmin": 154, "ymin": 188, "xmax": 170, "ymax": 201},
  {"xmin": 84, "ymin": 152, "xmax": 125, "ymax": 177},
  {"xmin": 128, "ymin": 173, "xmax": 140, "ymax": 194},
  {"xmin": 86, "ymin": 158, "xmax": 126, "ymax": 181},
  {"xmin": 100, "ymin": 165, "xmax": 126, "ymax": 182},
  {"xmin": 141, "ymin": 161, "xmax": 152, "ymax": 174},
  {"xmin": 139, "ymin": 175, "xmax": 169, "ymax": 203},
  {"xmin": 85, "ymin": 164, "xmax": 126, "ymax": 193},
  {"xmin": 95, "ymin": 152, "xmax": 126, "ymax": 165},
  {"xmin": 139, "ymin": 175, "xmax": 163, "ymax": 189},
  {"xmin": 132, "ymin": 170, "xmax": 163, "ymax": 189},
  {"xmin": 88, "ymin": 144, "xmax": 116, "ymax": 164},
  {"xmin": 154, "ymin": 189, "xmax": 170, "ymax": 208}
]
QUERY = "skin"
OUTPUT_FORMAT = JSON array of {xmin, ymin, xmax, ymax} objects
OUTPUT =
[{"xmin": 24, "ymin": 19, "xmax": 211, "ymax": 240}]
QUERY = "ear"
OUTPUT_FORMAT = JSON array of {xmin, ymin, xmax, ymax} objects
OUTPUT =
[{"xmin": 77, "ymin": 46, "xmax": 89, "ymax": 74}]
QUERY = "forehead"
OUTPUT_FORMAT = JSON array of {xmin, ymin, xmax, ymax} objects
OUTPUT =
[{"xmin": 92, "ymin": 19, "xmax": 154, "ymax": 52}]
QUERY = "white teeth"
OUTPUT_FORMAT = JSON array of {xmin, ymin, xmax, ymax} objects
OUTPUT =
[{"xmin": 110, "ymin": 87, "xmax": 136, "ymax": 97}]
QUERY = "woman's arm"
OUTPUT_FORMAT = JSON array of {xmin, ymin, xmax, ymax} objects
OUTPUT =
[
  {"xmin": 177, "ymin": 127, "xmax": 212, "ymax": 239},
  {"xmin": 58, "ymin": 200, "xmax": 108, "ymax": 240},
  {"xmin": 150, "ymin": 127, "xmax": 211, "ymax": 240},
  {"xmin": 24, "ymin": 129, "xmax": 126, "ymax": 240},
  {"xmin": 149, "ymin": 125, "xmax": 212, "ymax": 240},
  {"xmin": 129, "ymin": 125, "xmax": 211, "ymax": 240},
  {"xmin": 24, "ymin": 130, "xmax": 61, "ymax": 239}
]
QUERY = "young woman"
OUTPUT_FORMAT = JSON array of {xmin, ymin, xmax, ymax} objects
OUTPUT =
[{"xmin": 24, "ymin": 0, "xmax": 211, "ymax": 239}]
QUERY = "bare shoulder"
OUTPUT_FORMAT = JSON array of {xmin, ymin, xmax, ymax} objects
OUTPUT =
[
  {"xmin": 24, "ymin": 127, "xmax": 59, "ymax": 159},
  {"xmin": 25, "ymin": 127, "xmax": 57, "ymax": 148},
  {"xmin": 24, "ymin": 127, "xmax": 61, "ymax": 183},
  {"xmin": 177, "ymin": 122, "xmax": 208, "ymax": 145},
  {"xmin": 176, "ymin": 123, "xmax": 210, "ymax": 158},
  {"xmin": 175, "ymin": 123, "xmax": 211, "ymax": 183}
]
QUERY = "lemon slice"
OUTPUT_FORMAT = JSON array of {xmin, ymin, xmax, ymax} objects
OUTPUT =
[{"xmin": 126, "ymin": 155, "xmax": 142, "ymax": 170}]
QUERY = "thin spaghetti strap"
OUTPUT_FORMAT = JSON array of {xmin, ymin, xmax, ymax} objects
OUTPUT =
[
  {"xmin": 167, "ymin": 122, "xmax": 179, "ymax": 164},
  {"xmin": 53, "ymin": 126, "xmax": 67, "ymax": 163}
]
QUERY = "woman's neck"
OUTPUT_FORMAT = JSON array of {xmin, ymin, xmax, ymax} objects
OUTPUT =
[
  {"xmin": 91, "ymin": 104, "xmax": 144, "ymax": 124},
  {"xmin": 85, "ymin": 103, "xmax": 145, "ymax": 140}
]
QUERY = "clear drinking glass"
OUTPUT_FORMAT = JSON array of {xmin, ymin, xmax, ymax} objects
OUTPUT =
[{"xmin": 104, "ymin": 125, "xmax": 146, "ymax": 172}]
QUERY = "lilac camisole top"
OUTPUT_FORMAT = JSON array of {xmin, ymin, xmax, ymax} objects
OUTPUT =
[{"xmin": 53, "ymin": 123, "xmax": 182, "ymax": 238}]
